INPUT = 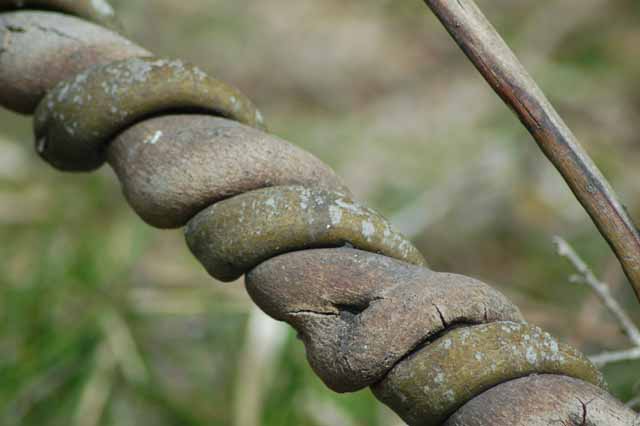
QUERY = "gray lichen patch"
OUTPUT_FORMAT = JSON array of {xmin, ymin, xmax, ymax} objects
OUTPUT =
[
  {"xmin": 372, "ymin": 321, "xmax": 605, "ymax": 426},
  {"xmin": 185, "ymin": 185, "xmax": 426, "ymax": 282},
  {"xmin": 446, "ymin": 375, "xmax": 637, "ymax": 426},
  {"xmin": 107, "ymin": 115, "xmax": 348, "ymax": 229},
  {"xmin": 0, "ymin": 11, "xmax": 150, "ymax": 114},
  {"xmin": 34, "ymin": 56, "xmax": 265, "ymax": 171}
]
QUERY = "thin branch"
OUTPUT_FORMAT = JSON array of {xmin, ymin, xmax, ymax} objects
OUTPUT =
[
  {"xmin": 423, "ymin": 0, "xmax": 640, "ymax": 303},
  {"xmin": 554, "ymin": 236, "xmax": 640, "ymax": 366},
  {"xmin": 100, "ymin": 309, "xmax": 148, "ymax": 385},
  {"xmin": 73, "ymin": 342, "xmax": 116, "ymax": 426},
  {"xmin": 589, "ymin": 348, "xmax": 640, "ymax": 367},
  {"xmin": 232, "ymin": 307, "xmax": 288, "ymax": 426},
  {"xmin": 303, "ymin": 391, "xmax": 357, "ymax": 426},
  {"xmin": 392, "ymin": 0, "xmax": 608, "ymax": 240}
]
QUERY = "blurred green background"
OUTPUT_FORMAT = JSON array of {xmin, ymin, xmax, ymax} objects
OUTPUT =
[{"xmin": 1, "ymin": 0, "xmax": 639, "ymax": 425}]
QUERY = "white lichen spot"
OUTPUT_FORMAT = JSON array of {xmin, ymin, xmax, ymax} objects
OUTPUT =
[
  {"xmin": 329, "ymin": 206, "xmax": 342, "ymax": 226},
  {"xmin": 298, "ymin": 188, "xmax": 310, "ymax": 210},
  {"xmin": 444, "ymin": 390, "xmax": 456, "ymax": 402},
  {"xmin": 57, "ymin": 83, "xmax": 70, "ymax": 102},
  {"xmin": 229, "ymin": 95, "xmax": 240, "ymax": 111},
  {"xmin": 145, "ymin": 130, "xmax": 163, "ymax": 145},
  {"xmin": 443, "ymin": 339, "xmax": 452, "ymax": 350},
  {"xmin": 265, "ymin": 197, "xmax": 276, "ymax": 209},
  {"xmin": 434, "ymin": 372, "xmax": 445, "ymax": 384},
  {"xmin": 526, "ymin": 346, "xmax": 538, "ymax": 365},
  {"xmin": 361, "ymin": 220, "xmax": 375, "ymax": 239},
  {"xmin": 335, "ymin": 199, "xmax": 365, "ymax": 216},
  {"xmin": 193, "ymin": 67, "xmax": 208, "ymax": 81},
  {"xmin": 255, "ymin": 109, "xmax": 264, "ymax": 125},
  {"xmin": 474, "ymin": 352, "xmax": 483, "ymax": 361}
]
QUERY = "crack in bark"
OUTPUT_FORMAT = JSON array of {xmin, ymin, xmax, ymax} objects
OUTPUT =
[
  {"xmin": 382, "ymin": 319, "xmax": 483, "ymax": 380},
  {"xmin": 580, "ymin": 399, "xmax": 588, "ymax": 425},
  {"xmin": 5, "ymin": 24, "xmax": 25, "ymax": 32},
  {"xmin": 32, "ymin": 23, "xmax": 80, "ymax": 42},
  {"xmin": 576, "ymin": 397, "xmax": 596, "ymax": 426},
  {"xmin": 433, "ymin": 304, "xmax": 447, "ymax": 328},
  {"xmin": 287, "ymin": 309, "xmax": 338, "ymax": 318}
]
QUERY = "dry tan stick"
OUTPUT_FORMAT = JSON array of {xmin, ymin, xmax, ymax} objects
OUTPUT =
[
  {"xmin": 73, "ymin": 342, "xmax": 116, "ymax": 426},
  {"xmin": 554, "ymin": 236, "xmax": 640, "ymax": 366},
  {"xmin": 392, "ymin": 0, "xmax": 607, "ymax": 239},
  {"xmin": 590, "ymin": 348, "xmax": 640, "ymax": 366},
  {"xmin": 233, "ymin": 307, "xmax": 288, "ymax": 426},
  {"xmin": 423, "ymin": 0, "xmax": 640, "ymax": 303},
  {"xmin": 100, "ymin": 309, "xmax": 148, "ymax": 385}
]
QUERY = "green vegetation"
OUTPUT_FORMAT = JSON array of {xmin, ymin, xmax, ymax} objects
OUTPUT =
[{"xmin": 1, "ymin": 1, "xmax": 639, "ymax": 424}]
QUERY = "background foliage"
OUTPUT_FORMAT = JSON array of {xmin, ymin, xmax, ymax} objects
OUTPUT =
[{"xmin": 1, "ymin": 0, "xmax": 639, "ymax": 424}]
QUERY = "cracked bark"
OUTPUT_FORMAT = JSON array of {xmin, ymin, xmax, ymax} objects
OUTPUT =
[
  {"xmin": 0, "ymin": 11, "xmax": 149, "ymax": 113},
  {"xmin": 445, "ymin": 375, "xmax": 636, "ymax": 425}
]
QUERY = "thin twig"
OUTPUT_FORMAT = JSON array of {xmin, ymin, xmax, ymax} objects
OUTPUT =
[
  {"xmin": 423, "ymin": 0, "xmax": 640, "ymax": 303},
  {"xmin": 73, "ymin": 342, "xmax": 116, "ymax": 426},
  {"xmin": 392, "ymin": 0, "xmax": 607, "ymax": 240},
  {"xmin": 554, "ymin": 236, "xmax": 640, "ymax": 366},
  {"xmin": 303, "ymin": 391, "xmax": 357, "ymax": 426},
  {"xmin": 232, "ymin": 307, "xmax": 288, "ymax": 426},
  {"xmin": 100, "ymin": 309, "xmax": 148, "ymax": 385},
  {"xmin": 590, "ymin": 348, "xmax": 640, "ymax": 367}
]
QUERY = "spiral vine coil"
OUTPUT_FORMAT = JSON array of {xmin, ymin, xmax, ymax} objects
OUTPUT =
[{"xmin": 0, "ymin": 3, "xmax": 636, "ymax": 425}]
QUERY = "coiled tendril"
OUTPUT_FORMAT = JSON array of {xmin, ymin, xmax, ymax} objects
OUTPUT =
[{"xmin": 0, "ymin": 2, "xmax": 636, "ymax": 425}]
